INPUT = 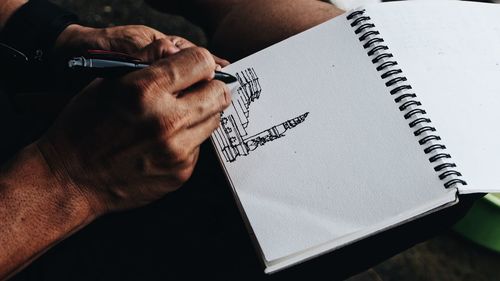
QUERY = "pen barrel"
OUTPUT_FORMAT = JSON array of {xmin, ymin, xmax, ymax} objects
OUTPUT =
[
  {"xmin": 68, "ymin": 56, "xmax": 237, "ymax": 83},
  {"xmin": 68, "ymin": 57, "xmax": 148, "ymax": 78},
  {"xmin": 84, "ymin": 65, "xmax": 147, "ymax": 78}
]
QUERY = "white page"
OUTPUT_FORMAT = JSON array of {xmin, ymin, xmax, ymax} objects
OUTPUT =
[
  {"xmin": 366, "ymin": 1, "xmax": 500, "ymax": 193},
  {"xmin": 212, "ymin": 13, "xmax": 456, "ymax": 266}
]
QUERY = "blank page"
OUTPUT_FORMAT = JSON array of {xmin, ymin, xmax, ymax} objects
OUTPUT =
[
  {"xmin": 212, "ymin": 12, "xmax": 456, "ymax": 271},
  {"xmin": 367, "ymin": 1, "xmax": 500, "ymax": 193}
]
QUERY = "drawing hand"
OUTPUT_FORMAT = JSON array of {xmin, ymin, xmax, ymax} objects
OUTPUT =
[{"xmin": 36, "ymin": 47, "xmax": 231, "ymax": 215}]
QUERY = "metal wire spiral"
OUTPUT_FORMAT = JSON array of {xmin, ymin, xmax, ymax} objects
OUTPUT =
[{"xmin": 347, "ymin": 9, "xmax": 467, "ymax": 189}]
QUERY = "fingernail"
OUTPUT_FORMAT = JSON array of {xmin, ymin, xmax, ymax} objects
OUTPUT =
[{"xmin": 215, "ymin": 64, "xmax": 222, "ymax": 71}]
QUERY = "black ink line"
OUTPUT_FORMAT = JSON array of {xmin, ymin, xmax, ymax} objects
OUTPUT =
[{"xmin": 214, "ymin": 67, "xmax": 309, "ymax": 162}]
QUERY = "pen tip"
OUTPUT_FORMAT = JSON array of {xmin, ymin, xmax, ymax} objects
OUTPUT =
[
  {"xmin": 226, "ymin": 75, "xmax": 238, "ymax": 83},
  {"xmin": 215, "ymin": 71, "xmax": 238, "ymax": 84}
]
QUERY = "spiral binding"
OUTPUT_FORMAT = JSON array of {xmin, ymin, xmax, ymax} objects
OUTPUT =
[{"xmin": 346, "ymin": 10, "xmax": 467, "ymax": 189}]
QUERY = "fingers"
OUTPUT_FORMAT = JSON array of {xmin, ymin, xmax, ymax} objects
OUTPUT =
[
  {"xmin": 148, "ymin": 47, "xmax": 218, "ymax": 93},
  {"xmin": 167, "ymin": 146, "xmax": 199, "ymax": 189},
  {"xmin": 179, "ymin": 114, "xmax": 222, "ymax": 148},
  {"xmin": 179, "ymin": 79, "xmax": 231, "ymax": 126},
  {"xmin": 134, "ymin": 39, "xmax": 180, "ymax": 62},
  {"xmin": 170, "ymin": 38, "xmax": 229, "ymax": 68},
  {"xmin": 123, "ymin": 46, "xmax": 218, "ymax": 101},
  {"xmin": 98, "ymin": 25, "xmax": 167, "ymax": 54},
  {"xmin": 147, "ymin": 27, "xmax": 168, "ymax": 42},
  {"xmin": 134, "ymin": 36, "xmax": 196, "ymax": 62},
  {"xmin": 156, "ymin": 81, "xmax": 229, "ymax": 164},
  {"xmin": 133, "ymin": 36, "xmax": 231, "ymax": 71},
  {"xmin": 170, "ymin": 36, "xmax": 196, "ymax": 50}
]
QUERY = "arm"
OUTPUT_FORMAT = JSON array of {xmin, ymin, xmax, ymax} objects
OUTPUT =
[
  {"xmin": 0, "ymin": 46, "xmax": 231, "ymax": 280},
  {"xmin": 0, "ymin": 0, "xmax": 26, "ymax": 29},
  {"xmin": 0, "ymin": 144, "xmax": 95, "ymax": 280},
  {"xmin": 146, "ymin": 0, "xmax": 344, "ymax": 60},
  {"xmin": 145, "ymin": 0, "xmax": 344, "ymax": 61},
  {"xmin": 210, "ymin": 0, "xmax": 344, "ymax": 61}
]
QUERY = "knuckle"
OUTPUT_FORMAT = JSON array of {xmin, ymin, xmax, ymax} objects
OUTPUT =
[
  {"xmin": 208, "ymin": 80, "xmax": 231, "ymax": 111},
  {"xmin": 166, "ymin": 36, "xmax": 179, "ymax": 43},
  {"xmin": 160, "ymin": 136, "xmax": 190, "ymax": 163},
  {"xmin": 162, "ymin": 60, "xmax": 181, "ymax": 85},
  {"xmin": 173, "ymin": 148, "xmax": 191, "ymax": 168},
  {"xmin": 191, "ymin": 102, "xmax": 207, "ymax": 121},
  {"xmin": 171, "ymin": 37, "xmax": 186, "ymax": 47},
  {"xmin": 157, "ymin": 37, "xmax": 173, "ymax": 46},
  {"xmin": 190, "ymin": 47, "xmax": 215, "ymax": 66},
  {"xmin": 160, "ymin": 137, "xmax": 181, "ymax": 158}
]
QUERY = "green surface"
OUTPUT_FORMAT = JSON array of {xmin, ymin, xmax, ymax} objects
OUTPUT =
[{"xmin": 454, "ymin": 194, "xmax": 500, "ymax": 252}]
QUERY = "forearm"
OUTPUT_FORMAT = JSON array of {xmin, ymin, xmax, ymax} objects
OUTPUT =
[
  {"xmin": 0, "ymin": 0, "xmax": 26, "ymax": 29},
  {"xmin": 146, "ymin": 0, "xmax": 343, "ymax": 61},
  {"xmin": 0, "ymin": 143, "xmax": 95, "ymax": 280},
  {"xmin": 145, "ymin": 0, "xmax": 240, "ymax": 35},
  {"xmin": 211, "ymin": 0, "xmax": 344, "ymax": 61}
]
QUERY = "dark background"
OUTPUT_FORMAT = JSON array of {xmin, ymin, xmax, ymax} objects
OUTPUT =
[{"xmin": 51, "ymin": 0, "xmax": 207, "ymax": 46}]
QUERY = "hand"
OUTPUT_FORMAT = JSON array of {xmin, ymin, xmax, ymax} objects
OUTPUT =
[
  {"xmin": 135, "ymin": 37, "xmax": 229, "ymax": 66},
  {"xmin": 55, "ymin": 24, "xmax": 165, "ymax": 55},
  {"xmin": 55, "ymin": 24, "xmax": 230, "ymax": 66},
  {"xmin": 36, "ymin": 47, "xmax": 231, "ymax": 215}
]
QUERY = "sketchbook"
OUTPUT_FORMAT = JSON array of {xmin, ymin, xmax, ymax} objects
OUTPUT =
[{"xmin": 211, "ymin": 1, "xmax": 500, "ymax": 273}]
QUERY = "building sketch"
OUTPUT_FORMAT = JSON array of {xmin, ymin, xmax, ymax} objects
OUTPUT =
[{"xmin": 213, "ymin": 67, "xmax": 309, "ymax": 162}]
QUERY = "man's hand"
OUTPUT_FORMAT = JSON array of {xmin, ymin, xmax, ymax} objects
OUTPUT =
[
  {"xmin": 37, "ymin": 46, "xmax": 231, "ymax": 214},
  {"xmin": 0, "ymin": 43, "xmax": 230, "ymax": 279},
  {"xmin": 54, "ymin": 24, "xmax": 229, "ymax": 66}
]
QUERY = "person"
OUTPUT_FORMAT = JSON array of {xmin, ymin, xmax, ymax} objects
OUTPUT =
[
  {"xmin": 0, "ymin": 0, "xmax": 365, "ymax": 280},
  {"xmin": 0, "ymin": 0, "xmax": 236, "ymax": 279}
]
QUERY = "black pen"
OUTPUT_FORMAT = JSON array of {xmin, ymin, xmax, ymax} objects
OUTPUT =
[{"xmin": 68, "ymin": 55, "xmax": 238, "ymax": 84}]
